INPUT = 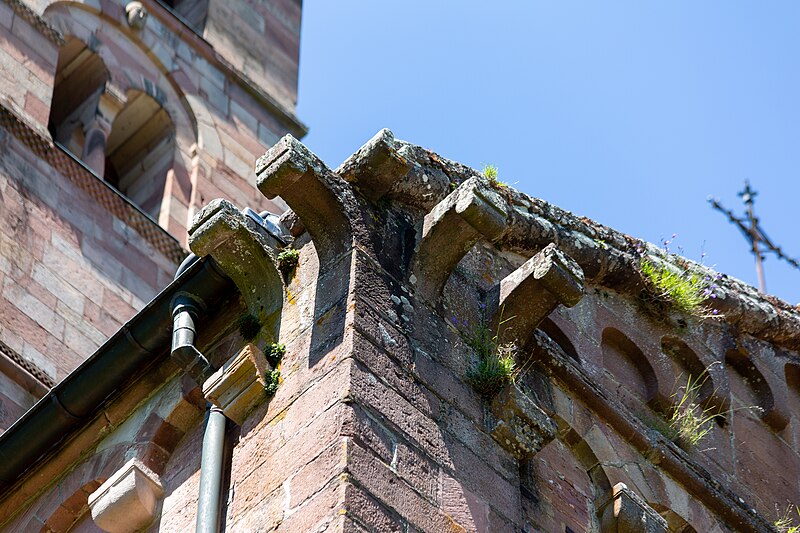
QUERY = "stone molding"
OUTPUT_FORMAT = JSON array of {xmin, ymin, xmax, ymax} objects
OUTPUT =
[
  {"xmin": 599, "ymin": 482, "xmax": 669, "ymax": 533},
  {"xmin": 203, "ymin": 343, "xmax": 271, "ymax": 425},
  {"xmin": 87, "ymin": 458, "xmax": 164, "ymax": 533}
]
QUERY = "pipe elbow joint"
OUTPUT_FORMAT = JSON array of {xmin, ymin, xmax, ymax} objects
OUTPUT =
[{"xmin": 171, "ymin": 343, "xmax": 215, "ymax": 385}]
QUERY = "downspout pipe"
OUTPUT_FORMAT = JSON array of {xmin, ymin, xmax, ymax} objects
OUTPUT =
[
  {"xmin": 196, "ymin": 406, "xmax": 227, "ymax": 533},
  {"xmin": 170, "ymin": 295, "xmax": 215, "ymax": 385},
  {"xmin": 170, "ymin": 253, "xmax": 227, "ymax": 533},
  {"xmin": 170, "ymin": 254, "xmax": 215, "ymax": 384},
  {"xmin": 0, "ymin": 256, "xmax": 235, "ymax": 495}
]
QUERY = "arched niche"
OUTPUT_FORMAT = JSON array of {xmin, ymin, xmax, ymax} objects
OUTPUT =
[
  {"xmin": 660, "ymin": 336, "xmax": 727, "ymax": 416},
  {"xmin": 44, "ymin": 2, "xmax": 199, "ymax": 234},
  {"xmin": 105, "ymin": 90, "xmax": 176, "ymax": 218},
  {"xmin": 726, "ymin": 349, "xmax": 786, "ymax": 431},
  {"xmin": 538, "ymin": 316, "xmax": 579, "ymax": 362},
  {"xmin": 601, "ymin": 328, "xmax": 658, "ymax": 410},
  {"xmin": 48, "ymin": 36, "xmax": 109, "ymax": 150}
]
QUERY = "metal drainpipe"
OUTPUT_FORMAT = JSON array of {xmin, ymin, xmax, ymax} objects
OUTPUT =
[
  {"xmin": 196, "ymin": 405, "xmax": 227, "ymax": 533},
  {"xmin": 171, "ymin": 253, "xmax": 228, "ymax": 533}
]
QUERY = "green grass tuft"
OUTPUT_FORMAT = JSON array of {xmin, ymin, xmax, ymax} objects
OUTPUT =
[
  {"xmin": 482, "ymin": 164, "xmax": 506, "ymax": 188},
  {"xmin": 465, "ymin": 342, "xmax": 516, "ymax": 397},
  {"xmin": 639, "ymin": 258, "xmax": 715, "ymax": 318},
  {"xmin": 666, "ymin": 371, "xmax": 721, "ymax": 448},
  {"xmin": 458, "ymin": 307, "xmax": 520, "ymax": 398},
  {"xmin": 775, "ymin": 504, "xmax": 800, "ymax": 533}
]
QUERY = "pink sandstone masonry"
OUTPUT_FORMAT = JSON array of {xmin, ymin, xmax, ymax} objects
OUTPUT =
[
  {"xmin": 1, "ymin": 130, "xmax": 798, "ymax": 532},
  {"xmin": 0, "ymin": 0, "xmax": 305, "ymax": 430}
]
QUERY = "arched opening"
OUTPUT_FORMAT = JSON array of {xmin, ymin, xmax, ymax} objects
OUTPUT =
[
  {"xmin": 726, "ymin": 349, "xmax": 785, "ymax": 430},
  {"xmin": 105, "ymin": 90, "xmax": 175, "ymax": 218},
  {"xmin": 601, "ymin": 327, "xmax": 657, "ymax": 411},
  {"xmin": 659, "ymin": 336, "xmax": 726, "ymax": 416},
  {"xmin": 538, "ymin": 317, "xmax": 579, "ymax": 361},
  {"xmin": 47, "ymin": 36, "xmax": 176, "ymax": 219},
  {"xmin": 48, "ymin": 36, "xmax": 109, "ymax": 154}
]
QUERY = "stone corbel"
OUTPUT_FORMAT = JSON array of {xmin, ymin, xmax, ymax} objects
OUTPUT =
[
  {"xmin": 488, "ymin": 243, "xmax": 584, "ymax": 345},
  {"xmin": 489, "ymin": 384, "xmax": 557, "ymax": 459},
  {"xmin": 599, "ymin": 483, "xmax": 669, "ymax": 533},
  {"xmin": 336, "ymin": 128, "xmax": 413, "ymax": 202},
  {"xmin": 203, "ymin": 344, "xmax": 272, "ymax": 424},
  {"xmin": 188, "ymin": 199, "xmax": 284, "ymax": 322},
  {"xmin": 256, "ymin": 135, "xmax": 353, "ymax": 265},
  {"xmin": 412, "ymin": 178, "xmax": 509, "ymax": 302},
  {"xmin": 88, "ymin": 459, "xmax": 164, "ymax": 533}
]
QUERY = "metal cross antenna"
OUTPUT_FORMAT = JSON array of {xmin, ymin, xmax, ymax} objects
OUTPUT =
[{"xmin": 708, "ymin": 180, "xmax": 800, "ymax": 294}]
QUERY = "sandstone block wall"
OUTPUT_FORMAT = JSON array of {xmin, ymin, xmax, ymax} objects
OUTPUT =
[
  {"xmin": 0, "ymin": 0, "xmax": 306, "ymax": 420},
  {"xmin": 3, "ymin": 131, "xmax": 798, "ymax": 532},
  {"xmin": 0, "ymin": 114, "xmax": 177, "ymax": 429}
]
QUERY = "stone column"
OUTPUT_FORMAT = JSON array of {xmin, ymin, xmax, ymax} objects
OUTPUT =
[{"xmin": 81, "ymin": 115, "xmax": 112, "ymax": 177}]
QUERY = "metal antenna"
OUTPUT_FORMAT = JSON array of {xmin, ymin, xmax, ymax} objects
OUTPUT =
[{"xmin": 708, "ymin": 180, "xmax": 800, "ymax": 294}]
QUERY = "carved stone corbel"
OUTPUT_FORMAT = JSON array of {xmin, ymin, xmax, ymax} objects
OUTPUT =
[
  {"xmin": 336, "ymin": 128, "xmax": 412, "ymax": 202},
  {"xmin": 488, "ymin": 243, "xmax": 584, "ymax": 345},
  {"xmin": 88, "ymin": 459, "xmax": 164, "ymax": 533},
  {"xmin": 256, "ymin": 135, "xmax": 353, "ymax": 265},
  {"xmin": 188, "ymin": 199, "xmax": 284, "ymax": 323},
  {"xmin": 202, "ymin": 344, "xmax": 272, "ymax": 424},
  {"xmin": 599, "ymin": 483, "xmax": 669, "ymax": 533},
  {"xmin": 489, "ymin": 384, "xmax": 557, "ymax": 459},
  {"xmin": 412, "ymin": 178, "xmax": 509, "ymax": 302}
]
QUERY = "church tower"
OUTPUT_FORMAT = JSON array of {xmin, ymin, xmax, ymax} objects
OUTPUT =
[{"xmin": 0, "ymin": 0, "xmax": 305, "ymax": 430}]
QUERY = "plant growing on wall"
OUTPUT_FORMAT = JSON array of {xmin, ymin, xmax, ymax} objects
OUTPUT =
[
  {"xmin": 265, "ymin": 342, "xmax": 285, "ymax": 367},
  {"xmin": 237, "ymin": 313, "xmax": 261, "ymax": 340},
  {"xmin": 635, "ymin": 236, "xmax": 721, "ymax": 319},
  {"xmin": 774, "ymin": 504, "xmax": 800, "ymax": 533},
  {"xmin": 482, "ymin": 163, "xmax": 507, "ymax": 189},
  {"xmin": 265, "ymin": 369, "xmax": 281, "ymax": 397},
  {"xmin": 664, "ymin": 370, "xmax": 721, "ymax": 448},
  {"xmin": 456, "ymin": 306, "xmax": 519, "ymax": 398},
  {"xmin": 263, "ymin": 343, "xmax": 285, "ymax": 397},
  {"xmin": 277, "ymin": 248, "xmax": 300, "ymax": 278},
  {"xmin": 651, "ymin": 362, "xmax": 761, "ymax": 451}
]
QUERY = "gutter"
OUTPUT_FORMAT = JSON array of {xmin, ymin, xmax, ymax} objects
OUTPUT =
[{"xmin": 0, "ymin": 256, "xmax": 235, "ymax": 495}]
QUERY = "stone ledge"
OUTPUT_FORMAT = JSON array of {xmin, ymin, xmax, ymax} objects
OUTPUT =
[
  {"xmin": 488, "ymin": 383, "xmax": 557, "ymax": 460},
  {"xmin": 599, "ymin": 482, "xmax": 668, "ymax": 533},
  {"xmin": 203, "ymin": 343, "xmax": 270, "ymax": 425},
  {"xmin": 88, "ymin": 458, "xmax": 164, "ymax": 533}
]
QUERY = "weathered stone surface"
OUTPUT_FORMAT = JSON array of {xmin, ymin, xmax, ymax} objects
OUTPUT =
[
  {"xmin": 489, "ymin": 242, "xmax": 584, "ymax": 344},
  {"xmin": 3, "ymin": 120, "xmax": 800, "ymax": 533},
  {"xmin": 88, "ymin": 458, "xmax": 164, "ymax": 533},
  {"xmin": 202, "ymin": 343, "xmax": 269, "ymax": 425},
  {"xmin": 489, "ymin": 383, "xmax": 557, "ymax": 459},
  {"xmin": 188, "ymin": 198, "xmax": 283, "ymax": 321},
  {"xmin": 337, "ymin": 128, "xmax": 413, "ymax": 202},
  {"xmin": 256, "ymin": 135, "xmax": 353, "ymax": 265},
  {"xmin": 412, "ymin": 178, "xmax": 509, "ymax": 301},
  {"xmin": 599, "ymin": 483, "xmax": 669, "ymax": 533}
]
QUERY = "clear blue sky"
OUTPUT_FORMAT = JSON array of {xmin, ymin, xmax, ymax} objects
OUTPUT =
[{"xmin": 296, "ymin": 1, "xmax": 800, "ymax": 304}]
